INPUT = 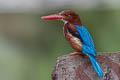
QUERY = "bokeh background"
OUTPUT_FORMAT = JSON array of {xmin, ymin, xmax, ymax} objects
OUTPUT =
[{"xmin": 0, "ymin": 0, "xmax": 120, "ymax": 80}]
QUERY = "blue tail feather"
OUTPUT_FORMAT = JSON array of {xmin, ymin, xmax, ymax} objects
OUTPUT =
[{"xmin": 88, "ymin": 54, "xmax": 103, "ymax": 78}]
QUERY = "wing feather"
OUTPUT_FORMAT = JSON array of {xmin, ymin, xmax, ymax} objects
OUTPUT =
[{"xmin": 74, "ymin": 25, "xmax": 96, "ymax": 56}]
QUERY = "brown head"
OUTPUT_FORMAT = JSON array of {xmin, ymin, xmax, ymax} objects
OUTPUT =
[{"xmin": 41, "ymin": 10, "xmax": 82, "ymax": 25}]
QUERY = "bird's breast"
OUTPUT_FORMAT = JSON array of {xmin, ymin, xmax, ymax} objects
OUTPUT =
[
  {"xmin": 63, "ymin": 22, "xmax": 82, "ymax": 51},
  {"xmin": 65, "ymin": 32, "xmax": 82, "ymax": 51}
]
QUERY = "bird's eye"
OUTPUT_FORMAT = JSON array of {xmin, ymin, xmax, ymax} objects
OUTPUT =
[{"xmin": 64, "ymin": 14, "xmax": 68, "ymax": 16}]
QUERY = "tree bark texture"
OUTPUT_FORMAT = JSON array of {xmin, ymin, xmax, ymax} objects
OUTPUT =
[{"xmin": 51, "ymin": 52, "xmax": 120, "ymax": 80}]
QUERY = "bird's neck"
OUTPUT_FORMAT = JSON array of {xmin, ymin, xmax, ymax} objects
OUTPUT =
[
  {"xmin": 63, "ymin": 22, "xmax": 71, "ymax": 41},
  {"xmin": 63, "ymin": 21, "xmax": 82, "ymax": 38},
  {"xmin": 70, "ymin": 18, "xmax": 82, "ymax": 26},
  {"xmin": 64, "ymin": 21, "xmax": 82, "ymax": 26},
  {"xmin": 63, "ymin": 22, "xmax": 69, "ymax": 36}
]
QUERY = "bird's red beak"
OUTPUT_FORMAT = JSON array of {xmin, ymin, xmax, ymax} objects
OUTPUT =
[{"xmin": 41, "ymin": 14, "xmax": 63, "ymax": 20}]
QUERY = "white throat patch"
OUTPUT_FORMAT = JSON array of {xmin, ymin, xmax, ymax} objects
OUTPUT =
[{"xmin": 61, "ymin": 19, "xmax": 68, "ymax": 24}]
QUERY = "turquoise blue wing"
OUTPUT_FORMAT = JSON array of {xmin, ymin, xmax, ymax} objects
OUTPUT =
[
  {"xmin": 74, "ymin": 25, "xmax": 103, "ymax": 78},
  {"xmin": 74, "ymin": 25, "xmax": 96, "ymax": 56}
]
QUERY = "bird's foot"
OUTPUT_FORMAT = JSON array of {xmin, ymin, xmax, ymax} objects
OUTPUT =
[
  {"xmin": 71, "ymin": 52, "xmax": 86, "ymax": 57},
  {"xmin": 71, "ymin": 52, "xmax": 79, "ymax": 56}
]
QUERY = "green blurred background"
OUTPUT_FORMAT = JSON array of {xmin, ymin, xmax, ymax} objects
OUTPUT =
[{"xmin": 0, "ymin": 0, "xmax": 120, "ymax": 80}]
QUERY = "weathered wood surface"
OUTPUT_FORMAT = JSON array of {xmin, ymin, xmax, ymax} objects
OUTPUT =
[{"xmin": 52, "ymin": 52, "xmax": 120, "ymax": 80}]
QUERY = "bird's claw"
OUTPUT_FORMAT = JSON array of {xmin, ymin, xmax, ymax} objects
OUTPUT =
[{"xmin": 71, "ymin": 52, "xmax": 79, "ymax": 56}]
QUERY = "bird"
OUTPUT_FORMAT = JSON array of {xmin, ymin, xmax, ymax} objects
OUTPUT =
[{"xmin": 41, "ymin": 10, "xmax": 103, "ymax": 78}]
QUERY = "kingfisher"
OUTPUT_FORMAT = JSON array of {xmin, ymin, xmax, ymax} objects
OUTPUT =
[{"xmin": 41, "ymin": 10, "xmax": 103, "ymax": 78}]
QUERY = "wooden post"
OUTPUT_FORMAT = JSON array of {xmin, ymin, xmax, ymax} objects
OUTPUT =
[{"xmin": 51, "ymin": 52, "xmax": 120, "ymax": 80}]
